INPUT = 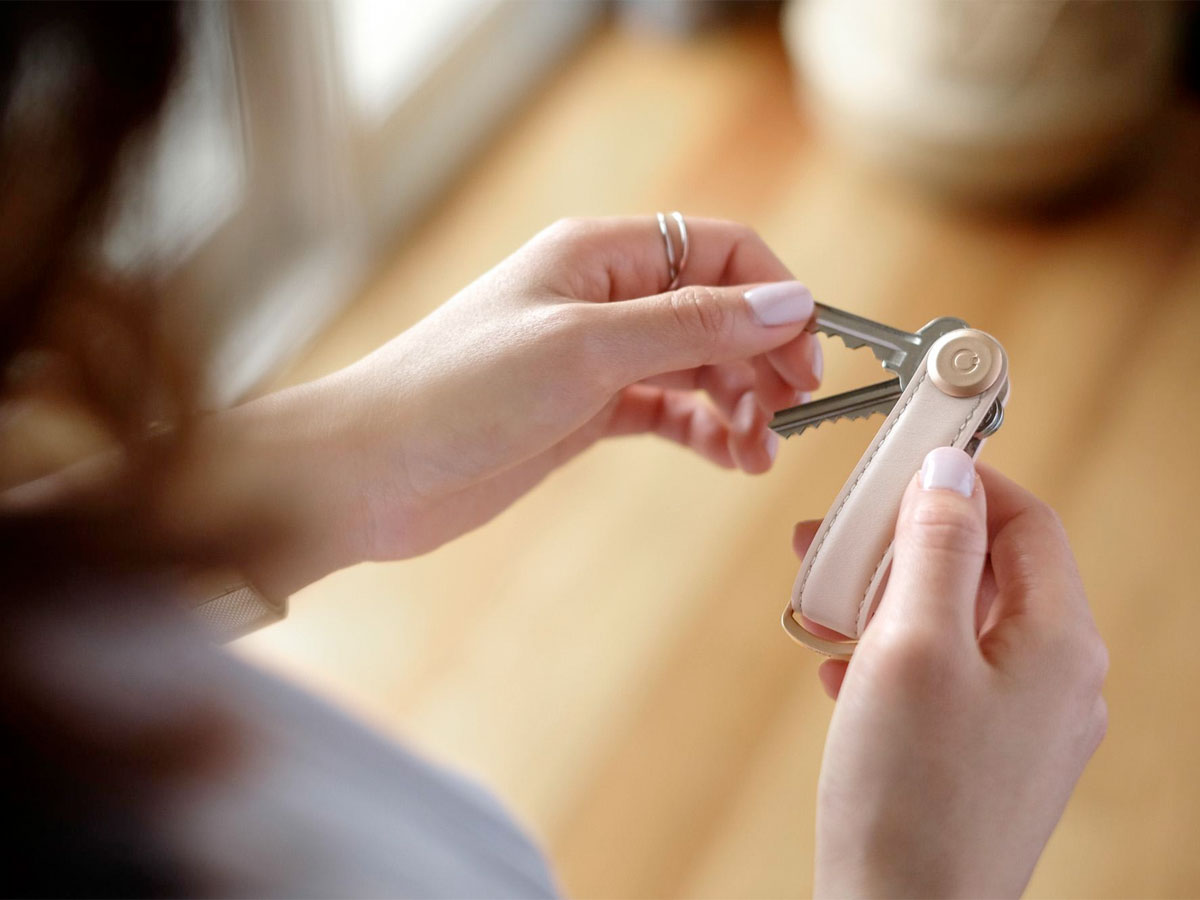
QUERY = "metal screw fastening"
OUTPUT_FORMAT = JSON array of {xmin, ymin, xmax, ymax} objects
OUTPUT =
[{"xmin": 928, "ymin": 329, "xmax": 1004, "ymax": 398}]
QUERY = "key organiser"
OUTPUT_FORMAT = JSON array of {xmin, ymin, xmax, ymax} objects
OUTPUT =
[{"xmin": 771, "ymin": 310, "xmax": 1010, "ymax": 659}]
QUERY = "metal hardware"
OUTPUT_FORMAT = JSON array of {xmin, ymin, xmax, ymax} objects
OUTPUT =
[
  {"xmin": 770, "ymin": 303, "xmax": 1005, "ymax": 441},
  {"xmin": 769, "ymin": 378, "xmax": 900, "ymax": 436},
  {"xmin": 927, "ymin": 329, "xmax": 1004, "ymax": 398}
]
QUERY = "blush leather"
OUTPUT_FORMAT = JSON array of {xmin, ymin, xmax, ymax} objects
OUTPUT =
[{"xmin": 786, "ymin": 337, "xmax": 1008, "ymax": 649}]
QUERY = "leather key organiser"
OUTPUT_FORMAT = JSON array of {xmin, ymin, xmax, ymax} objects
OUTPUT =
[{"xmin": 782, "ymin": 328, "xmax": 1009, "ymax": 659}]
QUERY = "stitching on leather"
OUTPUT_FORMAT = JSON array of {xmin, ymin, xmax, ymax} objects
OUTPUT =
[
  {"xmin": 853, "ymin": 389, "xmax": 987, "ymax": 632},
  {"xmin": 797, "ymin": 368, "xmax": 929, "ymax": 618}
]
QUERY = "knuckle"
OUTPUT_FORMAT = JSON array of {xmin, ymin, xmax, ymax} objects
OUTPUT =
[
  {"xmin": 669, "ymin": 285, "xmax": 730, "ymax": 345},
  {"xmin": 1029, "ymin": 499, "xmax": 1068, "ymax": 540},
  {"xmin": 904, "ymin": 496, "xmax": 987, "ymax": 556},
  {"xmin": 728, "ymin": 221, "xmax": 759, "ymax": 246},
  {"xmin": 539, "ymin": 217, "xmax": 594, "ymax": 253},
  {"xmin": 1032, "ymin": 623, "xmax": 1108, "ymax": 694}
]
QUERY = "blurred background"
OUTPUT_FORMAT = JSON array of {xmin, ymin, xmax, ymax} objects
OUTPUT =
[{"xmin": 95, "ymin": 1, "xmax": 1200, "ymax": 896}]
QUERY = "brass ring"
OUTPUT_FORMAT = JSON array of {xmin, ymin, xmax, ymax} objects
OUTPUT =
[{"xmin": 781, "ymin": 606, "xmax": 856, "ymax": 660}]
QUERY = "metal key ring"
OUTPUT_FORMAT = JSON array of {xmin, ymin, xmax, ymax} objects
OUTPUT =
[{"xmin": 781, "ymin": 607, "xmax": 856, "ymax": 660}]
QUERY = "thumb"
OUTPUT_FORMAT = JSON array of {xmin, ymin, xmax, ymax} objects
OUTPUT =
[
  {"xmin": 874, "ymin": 447, "xmax": 988, "ymax": 645},
  {"xmin": 598, "ymin": 280, "xmax": 815, "ymax": 382}
]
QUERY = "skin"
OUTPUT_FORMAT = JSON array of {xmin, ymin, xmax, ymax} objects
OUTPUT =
[
  {"xmin": 795, "ymin": 462, "xmax": 1108, "ymax": 898},
  {"xmin": 7, "ymin": 216, "xmax": 1106, "ymax": 895},
  {"xmin": 167, "ymin": 216, "xmax": 823, "ymax": 596}
]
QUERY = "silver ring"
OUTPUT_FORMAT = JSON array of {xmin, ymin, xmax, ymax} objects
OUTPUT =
[{"xmin": 656, "ymin": 211, "xmax": 689, "ymax": 291}]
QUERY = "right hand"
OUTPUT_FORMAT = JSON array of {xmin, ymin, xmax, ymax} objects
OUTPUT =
[{"xmin": 795, "ymin": 450, "xmax": 1108, "ymax": 898}]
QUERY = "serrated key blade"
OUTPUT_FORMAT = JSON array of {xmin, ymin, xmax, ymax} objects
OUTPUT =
[
  {"xmin": 811, "ymin": 304, "xmax": 923, "ymax": 377},
  {"xmin": 770, "ymin": 379, "xmax": 901, "ymax": 438},
  {"xmin": 808, "ymin": 303, "xmax": 970, "ymax": 389}
]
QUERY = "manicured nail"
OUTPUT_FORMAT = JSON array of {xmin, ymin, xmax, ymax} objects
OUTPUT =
[
  {"xmin": 727, "ymin": 392, "xmax": 755, "ymax": 440},
  {"xmin": 920, "ymin": 446, "xmax": 975, "ymax": 497},
  {"xmin": 765, "ymin": 429, "xmax": 779, "ymax": 462},
  {"xmin": 745, "ymin": 281, "xmax": 815, "ymax": 326}
]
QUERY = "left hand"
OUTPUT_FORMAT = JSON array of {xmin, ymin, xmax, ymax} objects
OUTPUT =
[
  {"xmin": 9, "ymin": 217, "xmax": 822, "ymax": 600},
  {"xmin": 320, "ymin": 216, "xmax": 823, "ymax": 564}
]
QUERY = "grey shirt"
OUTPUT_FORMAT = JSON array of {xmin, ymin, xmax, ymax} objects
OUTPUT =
[{"xmin": 7, "ymin": 587, "xmax": 559, "ymax": 898}]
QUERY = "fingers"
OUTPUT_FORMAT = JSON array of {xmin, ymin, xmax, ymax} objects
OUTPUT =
[
  {"xmin": 977, "ymin": 464, "xmax": 1085, "ymax": 616},
  {"xmin": 642, "ymin": 361, "xmax": 755, "ymax": 422},
  {"xmin": 973, "ymin": 465, "xmax": 1097, "ymax": 675},
  {"xmin": 537, "ymin": 216, "xmax": 823, "ymax": 417},
  {"xmin": 873, "ymin": 447, "xmax": 988, "ymax": 648},
  {"xmin": 728, "ymin": 391, "xmax": 776, "ymax": 474},
  {"xmin": 752, "ymin": 354, "xmax": 802, "ymax": 414},
  {"xmin": 633, "ymin": 366, "xmax": 777, "ymax": 473},
  {"xmin": 594, "ymin": 280, "xmax": 817, "ymax": 386},
  {"xmin": 766, "ymin": 332, "xmax": 823, "ymax": 396},
  {"xmin": 792, "ymin": 519, "xmax": 821, "ymax": 559},
  {"xmin": 818, "ymin": 660, "xmax": 849, "ymax": 700},
  {"xmin": 605, "ymin": 384, "xmax": 783, "ymax": 472},
  {"xmin": 532, "ymin": 216, "xmax": 794, "ymax": 302}
]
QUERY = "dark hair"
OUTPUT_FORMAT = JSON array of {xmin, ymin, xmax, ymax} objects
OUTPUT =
[
  {"xmin": 0, "ymin": 1, "xmax": 193, "ymax": 574},
  {"xmin": 0, "ymin": 5, "xmax": 241, "ymax": 895}
]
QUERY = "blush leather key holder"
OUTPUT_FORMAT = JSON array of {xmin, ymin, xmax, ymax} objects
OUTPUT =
[{"xmin": 770, "ymin": 305, "xmax": 1009, "ymax": 659}]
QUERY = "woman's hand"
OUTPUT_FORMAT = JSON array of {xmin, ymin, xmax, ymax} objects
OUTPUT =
[
  {"xmin": 794, "ymin": 450, "xmax": 1107, "ymax": 898},
  {"xmin": 199, "ymin": 217, "xmax": 821, "ymax": 595},
  {"xmin": 318, "ymin": 216, "xmax": 820, "ymax": 563}
]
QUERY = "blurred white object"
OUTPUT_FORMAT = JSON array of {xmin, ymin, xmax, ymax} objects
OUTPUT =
[
  {"xmin": 784, "ymin": 0, "xmax": 1181, "ymax": 203},
  {"xmin": 335, "ymin": 0, "xmax": 488, "ymax": 127},
  {"xmin": 102, "ymin": 2, "xmax": 599, "ymax": 406}
]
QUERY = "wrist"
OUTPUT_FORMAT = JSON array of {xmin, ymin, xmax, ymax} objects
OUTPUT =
[{"xmin": 162, "ymin": 375, "xmax": 382, "ymax": 598}]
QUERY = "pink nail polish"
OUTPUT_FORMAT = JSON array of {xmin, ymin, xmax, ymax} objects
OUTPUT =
[
  {"xmin": 920, "ymin": 446, "xmax": 975, "ymax": 497},
  {"xmin": 744, "ymin": 282, "xmax": 815, "ymax": 326},
  {"xmin": 733, "ymin": 392, "xmax": 757, "ymax": 433},
  {"xmin": 765, "ymin": 429, "xmax": 779, "ymax": 462}
]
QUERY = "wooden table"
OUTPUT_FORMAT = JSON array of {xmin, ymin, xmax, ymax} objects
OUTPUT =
[{"xmin": 239, "ymin": 22, "xmax": 1200, "ymax": 898}]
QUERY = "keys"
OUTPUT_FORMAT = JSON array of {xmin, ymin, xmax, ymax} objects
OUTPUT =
[
  {"xmin": 770, "ymin": 379, "xmax": 900, "ymax": 437},
  {"xmin": 810, "ymin": 304, "xmax": 966, "ymax": 389},
  {"xmin": 770, "ymin": 304, "xmax": 969, "ymax": 439}
]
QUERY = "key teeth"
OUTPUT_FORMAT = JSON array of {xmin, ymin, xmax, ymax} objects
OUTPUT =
[
  {"xmin": 817, "ymin": 329, "xmax": 869, "ymax": 352},
  {"xmin": 816, "ymin": 329, "xmax": 900, "ymax": 370},
  {"xmin": 777, "ymin": 405, "xmax": 888, "ymax": 438}
]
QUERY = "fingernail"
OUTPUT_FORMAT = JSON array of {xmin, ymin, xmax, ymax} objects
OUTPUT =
[
  {"xmin": 733, "ymin": 391, "xmax": 757, "ymax": 433},
  {"xmin": 765, "ymin": 429, "xmax": 779, "ymax": 461},
  {"xmin": 920, "ymin": 446, "xmax": 975, "ymax": 497},
  {"xmin": 811, "ymin": 338, "xmax": 824, "ymax": 383},
  {"xmin": 744, "ymin": 281, "xmax": 815, "ymax": 326}
]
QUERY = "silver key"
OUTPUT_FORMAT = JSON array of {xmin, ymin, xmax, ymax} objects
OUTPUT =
[
  {"xmin": 770, "ymin": 304, "xmax": 969, "ymax": 438},
  {"xmin": 810, "ymin": 304, "xmax": 966, "ymax": 389},
  {"xmin": 770, "ymin": 379, "xmax": 899, "ymax": 438}
]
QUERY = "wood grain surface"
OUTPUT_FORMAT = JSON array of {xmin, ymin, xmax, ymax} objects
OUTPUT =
[{"xmin": 238, "ymin": 23, "xmax": 1200, "ymax": 899}]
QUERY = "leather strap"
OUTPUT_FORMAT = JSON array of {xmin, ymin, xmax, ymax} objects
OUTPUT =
[{"xmin": 784, "ymin": 334, "xmax": 1008, "ymax": 656}]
